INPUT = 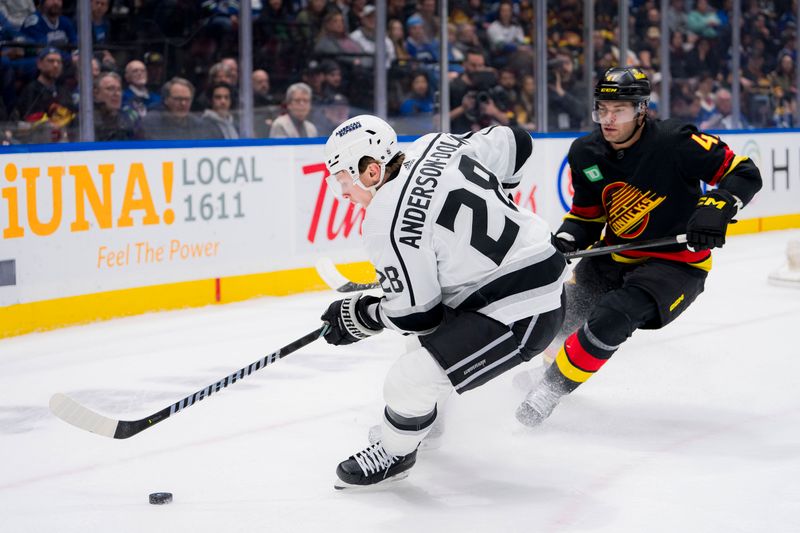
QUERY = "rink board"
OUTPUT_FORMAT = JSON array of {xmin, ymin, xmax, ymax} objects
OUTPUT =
[{"xmin": 1, "ymin": 131, "xmax": 799, "ymax": 337}]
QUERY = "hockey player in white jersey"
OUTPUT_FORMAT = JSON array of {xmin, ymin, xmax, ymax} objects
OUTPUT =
[{"xmin": 320, "ymin": 115, "xmax": 569, "ymax": 489}]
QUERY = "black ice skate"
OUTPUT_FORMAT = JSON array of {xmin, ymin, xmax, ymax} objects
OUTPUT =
[{"xmin": 334, "ymin": 441, "xmax": 417, "ymax": 490}]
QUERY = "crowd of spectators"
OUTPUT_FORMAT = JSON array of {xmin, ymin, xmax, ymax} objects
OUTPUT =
[{"xmin": 0, "ymin": 0, "xmax": 797, "ymax": 145}]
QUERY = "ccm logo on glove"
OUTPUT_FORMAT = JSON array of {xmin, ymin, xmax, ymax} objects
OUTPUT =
[{"xmin": 686, "ymin": 190, "xmax": 739, "ymax": 251}]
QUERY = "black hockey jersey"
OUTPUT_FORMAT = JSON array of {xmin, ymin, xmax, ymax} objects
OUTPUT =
[{"xmin": 559, "ymin": 118, "xmax": 762, "ymax": 270}]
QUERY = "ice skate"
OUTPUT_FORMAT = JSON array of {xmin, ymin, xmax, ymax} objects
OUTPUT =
[
  {"xmin": 515, "ymin": 379, "xmax": 565, "ymax": 427},
  {"xmin": 334, "ymin": 441, "xmax": 417, "ymax": 490},
  {"xmin": 511, "ymin": 348, "xmax": 557, "ymax": 393},
  {"xmin": 367, "ymin": 417, "xmax": 445, "ymax": 451}
]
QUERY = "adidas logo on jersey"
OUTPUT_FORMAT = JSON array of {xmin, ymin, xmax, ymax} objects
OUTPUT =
[{"xmin": 335, "ymin": 121, "xmax": 362, "ymax": 137}]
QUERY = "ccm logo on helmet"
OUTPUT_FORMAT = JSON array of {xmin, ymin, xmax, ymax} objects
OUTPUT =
[{"xmin": 335, "ymin": 121, "xmax": 363, "ymax": 137}]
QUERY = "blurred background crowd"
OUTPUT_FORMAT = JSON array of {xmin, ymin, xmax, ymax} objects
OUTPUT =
[{"xmin": 0, "ymin": 0, "xmax": 796, "ymax": 144}]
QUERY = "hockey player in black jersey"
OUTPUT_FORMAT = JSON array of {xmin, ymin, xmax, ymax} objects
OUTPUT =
[
  {"xmin": 318, "ymin": 115, "xmax": 569, "ymax": 488},
  {"xmin": 516, "ymin": 67, "xmax": 763, "ymax": 427}
]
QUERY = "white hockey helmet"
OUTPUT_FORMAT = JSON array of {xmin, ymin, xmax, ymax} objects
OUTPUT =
[{"xmin": 324, "ymin": 114, "xmax": 400, "ymax": 196}]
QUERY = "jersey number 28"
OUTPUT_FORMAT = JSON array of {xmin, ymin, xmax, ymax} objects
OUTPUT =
[{"xmin": 436, "ymin": 155, "xmax": 520, "ymax": 266}]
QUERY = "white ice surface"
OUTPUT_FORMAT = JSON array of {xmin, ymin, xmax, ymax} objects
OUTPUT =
[{"xmin": 2, "ymin": 230, "xmax": 799, "ymax": 533}]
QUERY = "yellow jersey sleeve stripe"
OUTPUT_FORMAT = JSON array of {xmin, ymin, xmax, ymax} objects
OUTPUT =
[{"xmin": 563, "ymin": 213, "xmax": 607, "ymax": 223}]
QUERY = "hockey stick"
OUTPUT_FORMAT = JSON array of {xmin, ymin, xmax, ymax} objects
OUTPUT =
[
  {"xmin": 316, "ymin": 235, "xmax": 689, "ymax": 293},
  {"xmin": 49, "ymin": 325, "xmax": 328, "ymax": 439},
  {"xmin": 315, "ymin": 257, "xmax": 380, "ymax": 292},
  {"xmin": 565, "ymin": 234, "xmax": 687, "ymax": 260}
]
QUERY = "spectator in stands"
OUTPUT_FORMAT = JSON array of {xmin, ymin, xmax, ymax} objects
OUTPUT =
[
  {"xmin": 668, "ymin": 29, "xmax": 690, "ymax": 78},
  {"xmin": 295, "ymin": 0, "xmax": 328, "ymax": 47},
  {"xmin": 486, "ymin": 1, "xmax": 529, "ymax": 68},
  {"xmin": 687, "ymin": 0, "xmax": 722, "ymax": 39},
  {"xmin": 90, "ymin": 0, "xmax": 110, "ymax": 44},
  {"xmin": 17, "ymin": 0, "xmax": 76, "ymax": 80},
  {"xmin": 0, "ymin": 0, "xmax": 35, "ymax": 29},
  {"xmin": 700, "ymin": 88, "xmax": 748, "ymax": 129},
  {"xmin": 449, "ymin": 48, "xmax": 511, "ymax": 133},
  {"xmin": 638, "ymin": 26, "xmax": 662, "ymax": 71},
  {"xmin": 684, "ymin": 37, "xmax": 719, "ymax": 78},
  {"xmin": 303, "ymin": 60, "xmax": 325, "ymax": 101},
  {"xmin": 408, "ymin": 0, "xmax": 439, "ymax": 43},
  {"xmin": 497, "ymin": 67, "xmax": 520, "ymax": 110},
  {"xmin": 431, "ymin": 22, "xmax": 466, "ymax": 79},
  {"xmin": 270, "ymin": 82, "xmax": 318, "ymax": 138},
  {"xmin": 404, "ymin": 14, "xmax": 436, "ymax": 63},
  {"xmin": 254, "ymin": 0, "xmax": 295, "ymax": 78},
  {"xmin": 667, "ymin": 0, "xmax": 689, "ymax": 34},
  {"xmin": 388, "ymin": 0, "xmax": 413, "ymax": 22},
  {"xmin": 16, "ymin": 47, "xmax": 75, "ymax": 143},
  {"xmin": 20, "ymin": 0, "xmax": 76, "ymax": 50},
  {"xmin": 771, "ymin": 81, "xmax": 795, "ymax": 128},
  {"xmin": 206, "ymin": 60, "xmax": 237, "ymax": 89},
  {"xmin": 221, "ymin": 57, "xmax": 239, "ymax": 88},
  {"xmin": 200, "ymin": 0, "xmax": 239, "ymax": 55},
  {"xmin": 252, "ymin": 68, "xmax": 279, "ymax": 137},
  {"xmin": 742, "ymin": 55, "xmax": 774, "ymax": 126},
  {"xmin": 202, "ymin": 82, "xmax": 239, "ymax": 139},
  {"xmin": 196, "ymin": 60, "xmax": 238, "ymax": 111},
  {"xmin": 93, "ymin": 71, "xmax": 139, "ymax": 141},
  {"xmin": 332, "ymin": 0, "xmax": 353, "ymax": 32},
  {"xmin": 141, "ymin": 77, "xmax": 213, "ymax": 140},
  {"xmin": 347, "ymin": 0, "xmax": 368, "ymax": 33},
  {"xmin": 453, "ymin": 21, "xmax": 484, "ymax": 59},
  {"xmin": 314, "ymin": 10, "xmax": 366, "ymax": 68},
  {"xmin": 769, "ymin": 52, "xmax": 796, "ymax": 104},
  {"xmin": 0, "ymin": 12, "xmax": 22, "ymax": 113},
  {"xmin": 548, "ymin": 50, "xmax": 585, "ymax": 130},
  {"xmin": 399, "ymin": 71, "xmax": 434, "ymax": 116},
  {"xmin": 317, "ymin": 92, "xmax": 350, "ymax": 136},
  {"xmin": 387, "ymin": 18, "xmax": 412, "ymax": 66},
  {"xmin": 122, "ymin": 59, "xmax": 161, "ymax": 117},
  {"xmin": 515, "ymin": 73, "xmax": 536, "ymax": 131},
  {"xmin": 143, "ymin": 51, "xmax": 166, "ymax": 94},
  {"xmin": 695, "ymin": 73, "xmax": 717, "ymax": 125},
  {"xmin": 350, "ymin": 4, "xmax": 396, "ymax": 69},
  {"xmin": 253, "ymin": 68, "xmax": 275, "ymax": 106},
  {"xmin": 319, "ymin": 59, "xmax": 345, "ymax": 103},
  {"xmin": 65, "ymin": 51, "xmax": 99, "ymax": 107}
]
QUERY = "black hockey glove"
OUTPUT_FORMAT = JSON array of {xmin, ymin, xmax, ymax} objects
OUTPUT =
[
  {"xmin": 321, "ymin": 294, "xmax": 384, "ymax": 346},
  {"xmin": 551, "ymin": 233, "xmax": 578, "ymax": 262},
  {"xmin": 686, "ymin": 190, "xmax": 739, "ymax": 251}
]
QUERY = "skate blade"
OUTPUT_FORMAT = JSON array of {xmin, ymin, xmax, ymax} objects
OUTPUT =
[{"xmin": 333, "ymin": 471, "xmax": 410, "ymax": 491}]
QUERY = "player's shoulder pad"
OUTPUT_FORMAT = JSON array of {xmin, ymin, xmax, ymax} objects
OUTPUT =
[
  {"xmin": 653, "ymin": 117, "xmax": 700, "ymax": 143},
  {"xmin": 568, "ymin": 128, "xmax": 604, "ymax": 160}
]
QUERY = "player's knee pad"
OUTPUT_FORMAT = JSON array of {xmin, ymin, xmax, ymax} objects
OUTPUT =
[
  {"xmin": 587, "ymin": 287, "xmax": 655, "ymax": 347},
  {"xmin": 383, "ymin": 347, "xmax": 452, "ymax": 418}
]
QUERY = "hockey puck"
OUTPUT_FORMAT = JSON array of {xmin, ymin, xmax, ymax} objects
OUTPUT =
[{"xmin": 149, "ymin": 492, "xmax": 173, "ymax": 505}]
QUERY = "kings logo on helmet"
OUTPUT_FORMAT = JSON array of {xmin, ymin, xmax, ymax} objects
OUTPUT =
[{"xmin": 335, "ymin": 121, "xmax": 363, "ymax": 137}]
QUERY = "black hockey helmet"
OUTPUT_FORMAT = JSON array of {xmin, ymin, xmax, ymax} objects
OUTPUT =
[{"xmin": 594, "ymin": 67, "xmax": 651, "ymax": 104}]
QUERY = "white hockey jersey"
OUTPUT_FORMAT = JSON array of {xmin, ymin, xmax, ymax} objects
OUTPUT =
[{"xmin": 365, "ymin": 126, "xmax": 569, "ymax": 334}]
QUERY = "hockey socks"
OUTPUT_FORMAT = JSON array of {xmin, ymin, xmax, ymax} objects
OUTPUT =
[{"xmin": 549, "ymin": 325, "xmax": 617, "ymax": 392}]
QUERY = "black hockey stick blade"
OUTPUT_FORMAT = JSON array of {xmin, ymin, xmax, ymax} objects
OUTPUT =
[
  {"xmin": 565, "ymin": 234, "xmax": 688, "ymax": 261},
  {"xmin": 315, "ymin": 257, "xmax": 380, "ymax": 292},
  {"xmin": 49, "ymin": 325, "xmax": 328, "ymax": 439}
]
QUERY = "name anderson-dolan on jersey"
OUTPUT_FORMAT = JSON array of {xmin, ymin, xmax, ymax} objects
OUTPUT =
[{"xmin": 363, "ymin": 126, "xmax": 570, "ymax": 334}]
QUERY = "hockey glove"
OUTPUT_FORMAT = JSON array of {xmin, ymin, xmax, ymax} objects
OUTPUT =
[
  {"xmin": 321, "ymin": 294, "xmax": 384, "ymax": 346},
  {"xmin": 551, "ymin": 233, "xmax": 578, "ymax": 262},
  {"xmin": 686, "ymin": 190, "xmax": 739, "ymax": 251}
]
